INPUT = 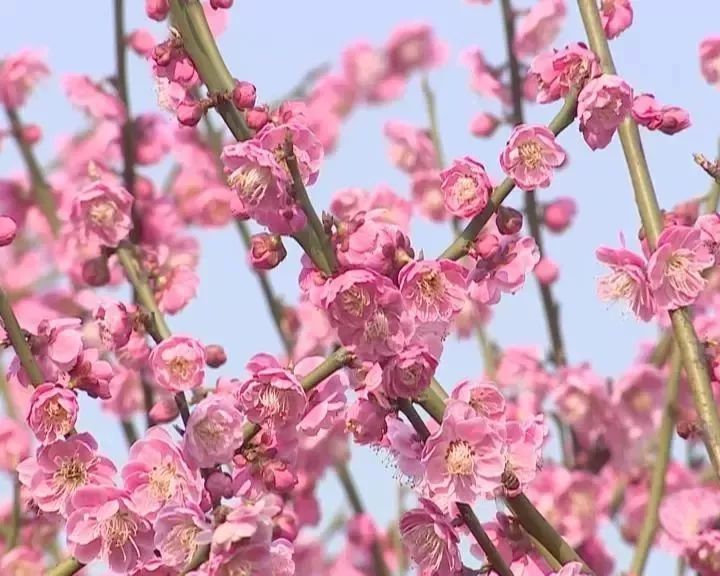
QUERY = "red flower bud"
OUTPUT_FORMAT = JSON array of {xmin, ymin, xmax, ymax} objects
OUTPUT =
[
  {"xmin": 250, "ymin": 233, "xmax": 287, "ymax": 270},
  {"xmin": 0, "ymin": 215, "xmax": 18, "ymax": 247},
  {"xmin": 176, "ymin": 99, "xmax": 203, "ymax": 127},
  {"xmin": 245, "ymin": 106, "xmax": 270, "ymax": 131},
  {"xmin": 204, "ymin": 344, "xmax": 227, "ymax": 368},
  {"xmin": 496, "ymin": 205, "xmax": 523, "ymax": 235},
  {"xmin": 82, "ymin": 256, "xmax": 110, "ymax": 287},
  {"xmin": 232, "ymin": 80, "xmax": 257, "ymax": 110}
]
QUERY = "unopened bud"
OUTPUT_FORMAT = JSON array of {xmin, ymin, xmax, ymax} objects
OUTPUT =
[
  {"xmin": 0, "ymin": 215, "xmax": 18, "ymax": 247},
  {"xmin": 21, "ymin": 123, "xmax": 42, "ymax": 145},
  {"xmin": 205, "ymin": 344, "xmax": 227, "ymax": 368},
  {"xmin": 535, "ymin": 257, "xmax": 559, "ymax": 285},
  {"xmin": 543, "ymin": 197, "xmax": 577, "ymax": 233},
  {"xmin": 82, "ymin": 256, "xmax": 110, "ymax": 287},
  {"xmin": 245, "ymin": 106, "xmax": 270, "ymax": 131},
  {"xmin": 496, "ymin": 206, "xmax": 523, "ymax": 235},
  {"xmin": 250, "ymin": 233, "xmax": 287, "ymax": 270},
  {"xmin": 469, "ymin": 112, "xmax": 501, "ymax": 138},
  {"xmin": 210, "ymin": 0, "xmax": 233, "ymax": 7},
  {"xmin": 232, "ymin": 81, "xmax": 256, "ymax": 109},
  {"xmin": 176, "ymin": 99, "xmax": 204, "ymax": 127}
]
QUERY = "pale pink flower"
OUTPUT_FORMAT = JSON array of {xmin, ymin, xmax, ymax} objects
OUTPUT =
[
  {"xmin": 27, "ymin": 383, "xmax": 78, "ymax": 444},
  {"xmin": 499, "ymin": 124, "xmax": 566, "ymax": 190},
  {"xmin": 528, "ymin": 43, "xmax": 601, "ymax": 104},
  {"xmin": 399, "ymin": 259, "xmax": 467, "ymax": 323},
  {"xmin": 369, "ymin": 184, "xmax": 413, "ymax": 232},
  {"xmin": 647, "ymin": 225, "xmax": 714, "ymax": 310},
  {"xmin": 135, "ymin": 113, "xmax": 172, "ymax": 165},
  {"xmin": 62, "ymin": 74, "xmax": 126, "ymax": 121},
  {"xmin": 0, "ymin": 49, "xmax": 49, "ymax": 108},
  {"xmin": 385, "ymin": 23, "xmax": 447, "ymax": 76},
  {"xmin": 93, "ymin": 300, "xmax": 133, "ymax": 351},
  {"xmin": 440, "ymin": 156, "xmax": 493, "ymax": 218},
  {"xmin": 122, "ymin": 426, "xmax": 203, "ymax": 519},
  {"xmin": 601, "ymin": 0, "xmax": 633, "ymax": 40},
  {"xmin": 0, "ymin": 547, "xmax": 44, "ymax": 576},
  {"xmin": 631, "ymin": 93, "xmax": 691, "ymax": 135},
  {"xmin": 18, "ymin": 432, "xmax": 116, "ymax": 514},
  {"xmin": 237, "ymin": 354, "xmax": 307, "ymax": 428},
  {"xmin": 144, "ymin": 243, "xmax": 199, "ymax": 315},
  {"xmin": 382, "ymin": 345, "xmax": 438, "ymax": 399},
  {"xmin": 411, "ymin": 170, "xmax": 447, "ymax": 222},
  {"xmin": 399, "ymin": 499, "xmax": 462, "ymax": 576},
  {"xmin": 514, "ymin": 0, "xmax": 567, "ymax": 58},
  {"xmin": 292, "ymin": 300, "xmax": 335, "ymax": 361},
  {"xmin": 330, "ymin": 187, "xmax": 372, "ymax": 221},
  {"xmin": 149, "ymin": 335, "xmax": 206, "ymax": 393},
  {"xmin": 470, "ymin": 112, "xmax": 501, "ymax": 138},
  {"xmin": 503, "ymin": 416, "xmax": 547, "ymax": 493},
  {"xmin": 697, "ymin": 213, "xmax": 720, "ymax": 261},
  {"xmin": 421, "ymin": 399, "xmax": 505, "ymax": 508},
  {"xmin": 70, "ymin": 180, "xmax": 134, "ymax": 247},
  {"xmin": 341, "ymin": 41, "xmax": 405, "ymax": 103},
  {"xmin": 154, "ymin": 504, "xmax": 212, "ymax": 568},
  {"xmin": 386, "ymin": 416, "xmax": 425, "ymax": 481},
  {"xmin": 460, "ymin": 48, "xmax": 509, "ymax": 103},
  {"xmin": 451, "ymin": 380, "xmax": 506, "ymax": 421},
  {"xmin": 543, "ymin": 196, "xmax": 577, "ymax": 233},
  {"xmin": 256, "ymin": 121, "xmax": 324, "ymax": 186},
  {"xmin": 384, "ymin": 121, "xmax": 437, "ymax": 173},
  {"xmin": 577, "ymin": 74, "xmax": 633, "ymax": 150},
  {"xmin": 295, "ymin": 355, "xmax": 348, "ymax": 435},
  {"xmin": 611, "ymin": 363, "xmax": 663, "ymax": 442},
  {"xmin": 596, "ymin": 243, "xmax": 656, "ymax": 320},
  {"xmin": 660, "ymin": 487, "xmax": 720, "ymax": 550},
  {"xmin": 67, "ymin": 485, "xmax": 155, "ymax": 573},
  {"xmin": 700, "ymin": 37, "xmax": 720, "ymax": 89},
  {"xmin": 0, "ymin": 418, "xmax": 31, "ymax": 471},
  {"xmin": 183, "ymin": 395, "xmax": 244, "ymax": 468}
]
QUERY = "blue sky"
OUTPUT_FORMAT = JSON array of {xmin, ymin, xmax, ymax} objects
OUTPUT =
[{"xmin": 1, "ymin": 0, "xmax": 719, "ymax": 573}]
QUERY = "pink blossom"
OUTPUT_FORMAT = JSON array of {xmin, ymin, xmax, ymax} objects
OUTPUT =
[
  {"xmin": 660, "ymin": 487, "xmax": 720, "ymax": 551},
  {"xmin": 384, "ymin": 121, "xmax": 437, "ymax": 173},
  {"xmin": 611, "ymin": 363, "xmax": 664, "ymax": 442},
  {"xmin": 27, "ymin": 383, "xmax": 78, "ymax": 444},
  {"xmin": 470, "ymin": 112, "xmax": 501, "ymax": 138},
  {"xmin": 341, "ymin": 42, "xmax": 404, "ymax": 103},
  {"xmin": 256, "ymin": 121, "xmax": 324, "ymax": 186},
  {"xmin": 183, "ymin": 395, "xmax": 244, "ymax": 467},
  {"xmin": 64, "ymin": 347, "xmax": 114, "ymax": 399},
  {"xmin": 382, "ymin": 345, "xmax": 438, "ymax": 399},
  {"xmin": 577, "ymin": 74, "xmax": 633, "ymax": 150},
  {"xmin": 67, "ymin": 485, "xmax": 155, "ymax": 573},
  {"xmin": 596, "ymin": 243, "xmax": 656, "ymax": 321},
  {"xmin": 18, "ymin": 432, "xmax": 116, "ymax": 514},
  {"xmin": 399, "ymin": 499, "xmax": 461, "ymax": 575},
  {"xmin": 601, "ymin": 0, "xmax": 633, "ymax": 40},
  {"xmin": 460, "ymin": 48, "xmax": 509, "ymax": 103},
  {"xmin": 647, "ymin": 225, "xmax": 714, "ymax": 310},
  {"xmin": 543, "ymin": 197, "xmax": 577, "ymax": 233},
  {"xmin": 0, "ymin": 215, "xmax": 18, "ymax": 246},
  {"xmin": 93, "ymin": 300, "xmax": 133, "ymax": 351},
  {"xmin": 149, "ymin": 335, "xmax": 206, "ymax": 393},
  {"xmin": 631, "ymin": 94, "xmax": 691, "ymax": 135},
  {"xmin": 514, "ymin": 0, "xmax": 566, "ymax": 58},
  {"xmin": 0, "ymin": 49, "xmax": 49, "ymax": 108},
  {"xmin": 440, "ymin": 156, "xmax": 493, "ymax": 218},
  {"xmin": 154, "ymin": 504, "xmax": 212, "ymax": 569},
  {"xmin": 62, "ymin": 74, "xmax": 126, "ymax": 121},
  {"xmin": 411, "ymin": 170, "xmax": 447, "ymax": 222},
  {"xmin": 399, "ymin": 259, "xmax": 467, "ymax": 323},
  {"xmin": 700, "ymin": 37, "xmax": 720, "ymax": 89},
  {"xmin": 421, "ymin": 399, "xmax": 505, "ymax": 508},
  {"xmin": 528, "ymin": 43, "xmax": 601, "ymax": 104},
  {"xmin": 499, "ymin": 124, "xmax": 566, "ymax": 190},
  {"xmin": 144, "ymin": 243, "xmax": 199, "ymax": 315},
  {"xmin": 0, "ymin": 547, "xmax": 44, "ymax": 576},
  {"xmin": 237, "ymin": 354, "xmax": 307, "ymax": 428},
  {"xmin": 535, "ymin": 257, "xmax": 559, "ymax": 285},
  {"xmin": 386, "ymin": 416, "xmax": 425, "ymax": 481},
  {"xmin": 70, "ymin": 180, "xmax": 134, "ymax": 248},
  {"xmin": 330, "ymin": 187, "xmax": 372, "ymax": 222},
  {"xmin": 134, "ymin": 113, "xmax": 172, "ymax": 165},
  {"xmin": 295, "ymin": 355, "xmax": 348, "ymax": 435},
  {"xmin": 122, "ymin": 427, "xmax": 203, "ymax": 519},
  {"xmin": 250, "ymin": 233, "xmax": 287, "ymax": 270},
  {"xmin": 346, "ymin": 397, "xmax": 390, "ymax": 445},
  {"xmin": 385, "ymin": 23, "xmax": 447, "ymax": 76},
  {"xmin": 368, "ymin": 185, "xmax": 413, "ymax": 232},
  {"xmin": 503, "ymin": 416, "xmax": 547, "ymax": 493},
  {"xmin": 0, "ymin": 418, "xmax": 31, "ymax": 471}
]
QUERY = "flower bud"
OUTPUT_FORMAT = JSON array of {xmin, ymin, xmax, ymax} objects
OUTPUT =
[
  {"xmin": 474, "ymin": 233, "xmax": 500, "ymax": 260},
  {"xmin": 232, "ymin": 80, "xmax": 257, "ymax": 109},
  {"xmin": 534, "ymin": 257, "xmax": 559, "ymax": 285},
  {"xmin": 205, "ymin": 470, "xmax": 233, "ymax": 505},
  {"xmin": 496, "ymin": 206, "xmax": 523, "ymax": 235},
  {"xmin": 126, "ymin": 30, "xmax": 155, "ymax": 57},
  {"xmin": 469, "ymin": 112, "xmax": 500, "ymax": 138},
  {"xmin": 205, "ymin": 344, "xmax": 227, "ymax": 368},
  {"xmin": 149, "ymin": 396, "xmax": 180, "ymax": 424},
  {"xmin": 82, "ymin": 256, "xmax": 110, "ymax": 287},
  {"xmin": 0, "ymin": 215, "xmax": 17, "ymax": 247},
  {"xmin": 543, "ymin": 197, "xmax": 577, "ymax": 233},
  {"xmin": 21, "ymin": 123, "xmax": 42, "ymax": 145},
  {"xmin": 151, "ymin": 41, "xmax": 172, "ymax": 66},
  {"xmin": 176, "ymin": 99, "xmax": 204, "ymax": 127},
  {"xmin": 145, "ymin": 0, "xmax": 170, "ymax": 21},
  {"xmin": 250, "ymin": 233, "xmax": 287, "ymax": 270},
  {"xmin": 245, "ymin": 106, "xmax": 270, "ymax": 131}
]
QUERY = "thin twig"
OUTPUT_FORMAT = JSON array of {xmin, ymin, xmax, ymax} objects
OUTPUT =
[{"xmin": 0, "ymin": 286, "xmax": 44, "ymax": 386}]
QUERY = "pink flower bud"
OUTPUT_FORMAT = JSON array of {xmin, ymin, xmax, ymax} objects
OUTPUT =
[
  {"xmin": 496, "ymin": 206, "xmax": 523, "ymax": 235},
  {"xmin": 205, "ymin": 470, "xmax": 233, "ymax": 504},
  {"xmin": 204, "ymin": 344, "xmax": 227, "ymax": 368},
  {"xmin": 245, "ymin": 106, "xmax": 270, "ymax": 131},
  {"xmin": 262, "ymin": 461, "xmax": 296, "ymax": 493},
  {"xmin": 127, "ymin": 30, "xmax": 156, "ymax": 57},
  {"xmin": 543, "ymin": 197, "xmax": 577, "ymax": 233},
  {"xmin": 210, "ymin": 0, "xmax": 233, "ymax": 7},
  {"xmin": 176, "ymin": 99, "xmax": 204, "ymax": 127},
  {"xmin": 232, "ymin": 80, "xmax": 257, "ymax": 109},
  {"xmin": 535, "ymin": 257, "xmax": 559, "ymax": 285},
  {"xmin": 82, "ymin": 256, "xmax": 111, "ymax": 287},
  {"xmin": 469, "ymin": 112, "xmax": 500, "ymax": 138},
  {"xmin": 94, "ymin": 301, "xmax": 132, "ymax": 350},
  {"xmin": 474, "ymin": 233, "xmax": 500, "ymax": 260},
  {"xmin": 0, "ymin": 215, "xmax": 17, "ymax": 246},
  {"xmin": 149, "ymin": 396, "xmax": 180, "ymax": 424},
  {"xmin": 250, "ymin": 233, "xmax": 287, "ymax": 270},
  {"xmin": 21, "ymin": 123, "xmax": 42, "ymax": 145},
  {"xmin": 145, "ymin": 0, "xmax": 170, "ymax": 21}
]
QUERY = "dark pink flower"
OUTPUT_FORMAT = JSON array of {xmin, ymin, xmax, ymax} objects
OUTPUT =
[
  {"xmin": 399, "ymin": 499, "xmax": 461, "ymax": 576},
  {"xmin": 70, "ymin": 180, "xmax": 134, "ymax": 248},
  {"xmin": 382, "ymin": 345, "xmax": 438, "ymax": 399},
  {"xmin": 0, "ymin": 214, "xmax": 18, "ymax": 246},
  {"xmin": 577, "ymin": 74, "xmax": 633, "ymax": 150},
  {"xmin": 499, "ymin": 124, "xmax": 566, "ymax": 190},
  {"xmin": 249, "ymin": 233, "xmax": 287, "ymax": 270},
  {"xmin": 440, "ymin": 156, "xmax": 493, "ymax": 218},
  {"xmin": 149, "ymin": 335, "xmax": 206, "ymax": 393},
  {"xmin": 27, "ymin": 383, "xmax": 78, "ymax": 444},
  {"xmin": 399, "ymin": 259, "xmax": 468, "ymax": 324}
]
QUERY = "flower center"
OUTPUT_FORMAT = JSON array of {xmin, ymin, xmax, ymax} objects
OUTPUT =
[
  {"xmin": 418, "ymin": 270, "xmax": 444, "ymax": 300},
  {"xmin": 445, "ymin": 439, "xmax": 474, "ymax": 476},
  {"xmin": 259, "ymin": 386, "xmax": 289, "ymax": 417},
  {"xmin": 89, "ymin": 201, "xmax": 117, "ymax": 226},
  {"xmin": 364, "ymin": 311, "xmax": 389, "ymax": 341},
  {"xmin": 169, "ymin": 356, "xmax": 192, "ymax": 381},
  {"xmin": 44, "ymin": 399, "xmax": 72, "ymax": 434},
  {"xmin": 149, "ymin": 462, "xmax": 178, "ymax": 502},
  {"xmin": 404, "ymin": 523, "xmax": 443, "ymax": 568},
  {"xmin": 166, "ymin": 523, "xmax": 200, "ymax": 563},
  {"xmin": 518, "ymin": 141, "xmax": 543, "ymax": 169},
  {"xmin": 630, "ymin": 390, "xmax": 653, "ymax": 413},
  {"xmin": 453, "ymin": 176, "xmax": 477, "ymax": 202},
  {"xmin": 55, "ymin": 456, "xmax": 88, "ymax": 489},
  {"xmin": 570, "ymin": 492, "xmax": 594, "ymax": 518},
  {"xmin": 102, "ymin": 510, "xmax": 138, "ymax": 549},
  {"xmin": 340, "ymin": 287, "xmax": 370, "ymax": 317},
  {"xmin": 228, "ymin": 165, "xmax": 272, "ymax": 205},
  {"xmin": 196, "ymin": 419, "xmax": 225, "ymax": 447},
  {"xmin": 399, "ymin": 39, "xmax": 424, "ymax": 67}
]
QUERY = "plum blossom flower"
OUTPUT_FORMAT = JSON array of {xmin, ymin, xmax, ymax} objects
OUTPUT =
[
  {"xmin": 399, "ymin": 259, "xmax": 467, "ymax": 324},
  {"xmin": 149, "ymin": 335, "xmax": 206, "ymax": 393},
  {"xmin": 70, "ymin": 180, "xmax": 134, "ymax": 248},
  {"xmin": 411, "ymin": 170, "xmax": 447, "ymax": 222},
  {"xmin": 421, "ymin": 399, "xmax": 505, "ymax": 508},
  {"xmin": 183, "ymin": 395, "xmax": 244, "ymax": 467},
  {"xmin": 544, "ymin": 197, "xmax": 577, "ymax": 233},
  {"xmin": 382, "ymin": 345, "xmax": 438, "ymax": 399},
  {"xmin": 0, "ymin": 547, "xmax": 44, "ymax": 576},
  {"xmin": 0, "ymin": 49, "xmax": 49, "ymax": 108},
  {"xmin": 385, "ymin": 22, "xmax": 447, "ymax": 76},
  {"xmin": 384, "ymin": 121, "xmax": 437, "ymax": 173},
  {"xmin": 62, "ymin": 74, "xmax": 126, "ymax": 121},
  {"xmin": 255, "ymin": 121, "xmax": 324, "ymax": 186},
  {"xmin": 18, "ymin": 432, "xmax": 116, "ymax": 514},
  {"xmin": 499, "ymin": 124, "xmax": 566, "ymax": 190},
  {"xmin": 27, "ymin": 383, "xmax": 78, "ymax": 444},
  {"xmin": 452, "ymin": 380, "xmax": 506, "ymax": 421},
  {"xmin": 577, "ymin": 74, "xmax": 633, "ymax": 150},
  {"xmin": 440, "ymin": 156, "xmax": 493, "ymax": 218},
  {"xmin": 596, "ymin": 242, "xmax": 656, "ymax": 321},
  {"xmin": 67, "ymin": 485, "xmax": 155, "ymax": 573},
  {"xmin": 601, "ymin": 0, "xmax": 633, "ymax": 40},
  {"xmin": 514, "ymin": 0, "xmax": 566, "ymax": 58},
  {"xmin": 700, "ymin": 37, "xmax": 720, "ymax": 89},
  {"xmin": 528, "ymin": 42, "xmax": 601, "ymax": 104},
  {"xmin": 460, "ymin": 48, "xmax": 509, "ymax": 103},
  {"xmin": 399, "ymin": 499, "xmax": 462, "ymax": 575},
  {"xmin": 0, "ymin": 418, "xmax": 31, "ymax": 471},
  {"xmin": 93, "ymin": 300, "xmax": 133, "ymax": 351},
  {"xmin": 154, "ymin": 504, "xmax": 212, "ymax": 568},
  {"xmin": 631, "ymin": 94, "xmax": 691, "ymax": 135},
  {"xmin": 647, "ymin": 225, "xmax": 715, "ymax": 310}
]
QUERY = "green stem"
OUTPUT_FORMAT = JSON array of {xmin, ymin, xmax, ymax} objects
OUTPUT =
[
  {"xmin": 439, "ymin": 89, "xmax": 580, "ymax": 261},
  {"xmin": 4, "ymin": 106, "xmax": 61, "ymax": 235},
  {"xmin": 458, "ymin": 503, "xmax": 515, "ymax": 576},
  {"xmin": 120, "ymin": 419, "xmax": 139, "ymax": 446},
  {"xmin": 0, "ymin": 360, "xmax": 17, "ymax": 419},
  {"xmin": 0, "ymin": 286, "xmax": 44, "ymax": 386},
  {"xmin": 7, "ymin": 476, "xmax": 21, "ymax": 549},
  {"xmin": 45, "ymin": 558, "xmax": 85, "ymax": 576},
  {"xmin": 576, "ymin": 0, "xmax": 720, "ymax": 481},
  {"xmin": 421, "ymin": 75, "xmax": 445, "ymax": 168},
  {"xmin": 629, "ymin": 344, "xmax": 681, "ymax": 576}
]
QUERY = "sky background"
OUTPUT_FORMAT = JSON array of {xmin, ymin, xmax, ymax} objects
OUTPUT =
[{"xmin": 1, "ymin": 0, "xmax": 719, "ymax": 574}]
